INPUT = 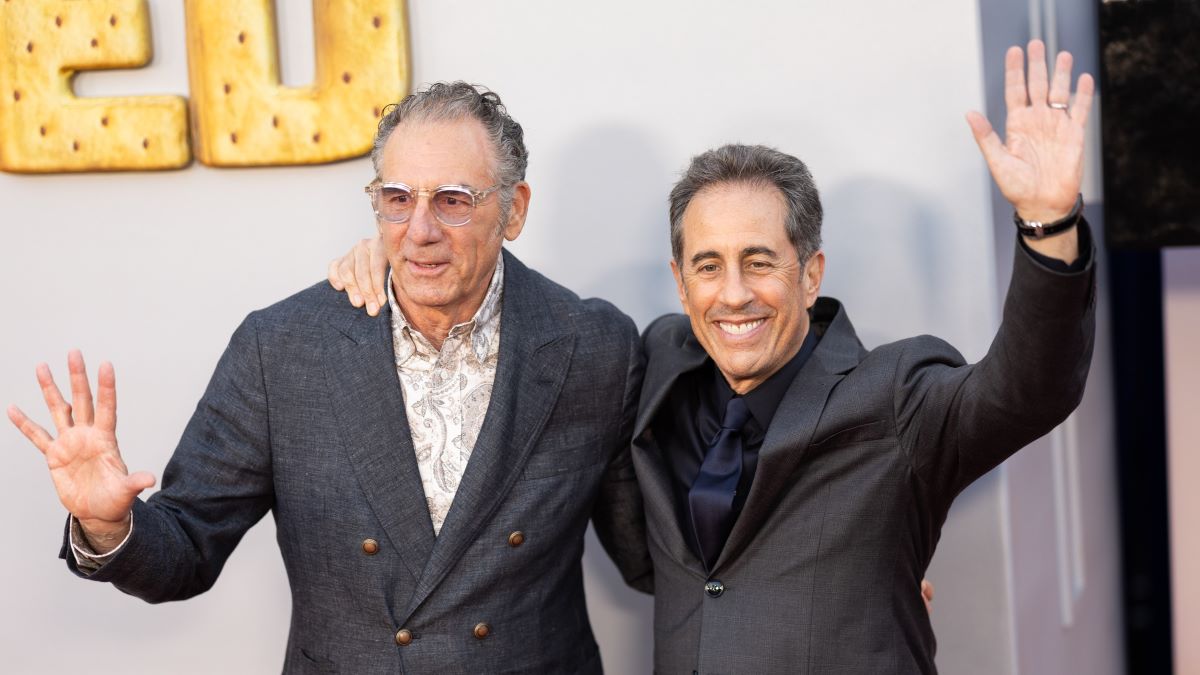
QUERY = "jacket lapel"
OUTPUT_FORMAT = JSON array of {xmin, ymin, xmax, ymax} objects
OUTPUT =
[
  {"xmin": 633, "ymin": 318, "xmax": 710, "ymax": 573},
  {"xmin": 633, "ymin": 318, "xmax": 710, "ymax": 441},
  {"xmin": 404, "ymin": 251, "xmax": 574, "ymax": 618},
  {"xmin": 713, "ymin": 300, "xmax": 865, "ymax": 571},
  {"xmin": 323, "ymin": 302, "xmax": 436, "ymax": 582}
]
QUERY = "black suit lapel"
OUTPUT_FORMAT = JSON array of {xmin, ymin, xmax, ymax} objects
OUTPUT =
[
  {"xmin": 634, "ymin": 321, "xmax": 709, "ymax": 441},
  {"xmin": 404, "ymin": 251, "xmax": 574, "ymax": 619},
  {"xmin": 633, "ymin": 319, "xmax": 710, "ymax": 573},
  {"xmin": 323, "ymin": 305, "xmax": 436, "ymax": 582}
]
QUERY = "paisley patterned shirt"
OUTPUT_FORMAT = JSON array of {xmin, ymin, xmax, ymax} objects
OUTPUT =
[{"xmin": 386, "ymin": 255, "xmax": 504, "ymax": 535}]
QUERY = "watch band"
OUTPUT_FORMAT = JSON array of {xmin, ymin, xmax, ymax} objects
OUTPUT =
[{"xmin": 1013, "ymin": 194, "xmax": 1083, "ymax": 239}]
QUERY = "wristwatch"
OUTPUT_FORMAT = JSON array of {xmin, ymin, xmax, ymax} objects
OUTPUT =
[{"xmin": 1013, "ymin": 194, "xmax": 1083, "ymax": 239}]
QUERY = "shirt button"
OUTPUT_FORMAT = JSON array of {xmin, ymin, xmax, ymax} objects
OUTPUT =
[
  {"xmin": 394, "ymin": 628, "xmax": 413, "ymax": 646},
  {"xmin": 362, "ymin": 538, "xmax": 380, "ymax": 555},
  {"xmin": 705, "ymin": 580, "xmax": 725, "ymax": 598},
  {"xmin": 473, "ymin": 622, "xmax": 491, "ymax": 639},
  {"xmin": 508, "ymin": 531, "xmax": 525, "ymax": 547}
]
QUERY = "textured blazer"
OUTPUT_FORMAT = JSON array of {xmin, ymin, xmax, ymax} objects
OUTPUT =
[
  {"xmin": 65, "ymin": 249, "xmax": 652, "ymax": 674},
  {"xmin": 633, "ymin": 238, "xmax": 1096, "ymax": 674}
]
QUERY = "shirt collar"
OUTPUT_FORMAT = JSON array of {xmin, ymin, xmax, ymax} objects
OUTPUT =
[{"xmin": 387, "ymin": 253, "xmax": 505, "ymax": 364}]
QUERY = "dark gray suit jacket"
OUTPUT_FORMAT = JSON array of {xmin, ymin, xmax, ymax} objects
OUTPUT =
[
  {"xmin": 634, "ymin": 238, "xmax": 1096, "ymax": 674},
  {"xmin": 65, "ymin": 250, "xmax": 652, "ymax": 673}
]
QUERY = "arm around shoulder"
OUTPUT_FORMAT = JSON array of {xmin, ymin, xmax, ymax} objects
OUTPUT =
[{"xmin": 591, "ymin": 312, "xmax": 653, "ymax": 594}]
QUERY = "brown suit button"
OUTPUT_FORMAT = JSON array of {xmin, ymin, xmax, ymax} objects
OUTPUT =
[
  {"xmin": 507, "ymin": 531, "xmax": 525, "ymax": 547},
  {"xmin": 473, "ymin": 622, "xmax": 490, "ymax": 639},
  {"xmin": 362, "ymin": 538, "xmax": 380, "ymax": 555},
  {"xmin": 394, "ymin": 628, "xmax": 412, "ymax": 646}
]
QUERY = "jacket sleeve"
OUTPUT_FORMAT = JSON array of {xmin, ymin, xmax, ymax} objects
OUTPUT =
[
  {"xmin": 63, "ymin": 312, "xmax": 275, "ymax": 604},
  {"xmin": 894, "ymin": 223, "xmax": 1098, "ymax": 506},
  {"xmin": 590, "ymin": 314, "xmax": 654, "ymax": 594}
]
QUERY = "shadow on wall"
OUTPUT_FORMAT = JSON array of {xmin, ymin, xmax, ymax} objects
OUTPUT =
[
  {"xmin": 820, "ymin": 177, "xmax": 958, "ymax": 349},
  {"xmin": 537, "ymin": 124, "xmax": 680, "ymax": 329}
]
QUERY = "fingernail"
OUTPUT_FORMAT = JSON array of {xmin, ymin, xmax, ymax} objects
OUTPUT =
[
  {"xmin": 351, "ymin": 293, "xmax": 363, "ymax": 306},
  {"xmin": 367, "ymin": 301, "xmax": 379, "ymax": 316}
]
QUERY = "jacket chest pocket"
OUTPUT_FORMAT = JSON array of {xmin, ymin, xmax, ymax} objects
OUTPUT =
[{"xmin": 810, "ymin": 419, "xmax": 890, "ymax": 448}]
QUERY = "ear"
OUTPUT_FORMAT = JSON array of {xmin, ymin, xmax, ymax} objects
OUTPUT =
[
  {"xmin": 502, "ymin": 182, "xmax": 532, "ymax": 241},
  {"xmin": 802, "ymin": 250, "xmax": 825, "ymax": 309},
  {"xmin": 670, "ymin": 258, "xmax": 690, "ymax": 316}
]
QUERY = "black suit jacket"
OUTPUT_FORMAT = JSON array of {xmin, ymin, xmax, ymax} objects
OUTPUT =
[{"xmin": 633, "ymin": 236, "xmax": 1096, "ymax": 674}]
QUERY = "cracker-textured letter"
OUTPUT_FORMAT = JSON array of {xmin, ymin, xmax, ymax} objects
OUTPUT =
[
  {"xmin": 185, "ymin": 0, "xmax": 410, "ymax": 167},
  {"xmin": 0, "ymin": 0, "xmax": 190, "ymax": 173}
]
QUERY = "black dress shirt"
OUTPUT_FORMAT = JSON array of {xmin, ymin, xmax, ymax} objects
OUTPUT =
[{"xmin": 652, "ymin": 326, "xmax": 820, "ymax": 564}]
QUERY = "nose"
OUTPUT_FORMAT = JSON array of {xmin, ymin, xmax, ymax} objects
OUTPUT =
[
  {"xmin": 717, "ymin": 267, "xmax": 754, "ymax": 309},
  {"xmin": 405, "ymin": 196, "xmax": 444, "ymax": 245}
]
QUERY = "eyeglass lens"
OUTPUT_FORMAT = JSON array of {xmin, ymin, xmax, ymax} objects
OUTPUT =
[{"xmin": 377, "ymin": 186, "xmax": 476, "ymax": 225}]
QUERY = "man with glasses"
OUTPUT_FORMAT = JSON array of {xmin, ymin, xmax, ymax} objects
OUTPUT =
[{"xmin": 9, "ymin": 82, "xmax": 652, "ymax": 672}]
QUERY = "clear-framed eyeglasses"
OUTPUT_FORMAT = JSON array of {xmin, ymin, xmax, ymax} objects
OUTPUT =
[{"xmin": 364, "ymin": 181, "xmax": 501, "ymax": 227}]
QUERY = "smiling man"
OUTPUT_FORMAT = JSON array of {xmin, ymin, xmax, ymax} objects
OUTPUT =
[{"xmin": 631, "ymin": 41, "xmax": 1095, "ymax": 673}]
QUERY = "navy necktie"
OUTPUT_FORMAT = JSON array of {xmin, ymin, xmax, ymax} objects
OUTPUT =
[{"xmin": 688, "ymin": 396, "xmax": 751, "ymax": 571}]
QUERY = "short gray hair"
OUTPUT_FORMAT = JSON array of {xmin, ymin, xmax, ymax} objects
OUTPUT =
[
  {"xmin": 668, "ymin": 144, "xmax": 822, "ymax": 264},
  {"xmin": 371, "ymin": 82, "xmax": 529, "ymax": 220}
]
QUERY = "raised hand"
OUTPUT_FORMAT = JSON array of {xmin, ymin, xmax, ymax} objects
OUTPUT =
[
  {"xmin": 8, "ymin": 350, "xmax": 155, "ymax": 552},
  {"xmin": 327, "ymin": 236, "xmax": 389, "ymax": 316},
  {"xmin": 967, "ymin": 40, "xmax": 1095, "ymax": 225}
]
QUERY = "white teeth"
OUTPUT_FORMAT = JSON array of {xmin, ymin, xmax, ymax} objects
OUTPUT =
[{"xmin": 717, "ymin": 319, "xmax": 764, "ymax": 335}]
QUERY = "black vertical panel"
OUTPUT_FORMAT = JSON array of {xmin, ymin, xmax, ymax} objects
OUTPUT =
[
  {"xmin": 1100, "ymin": 0, "xmax": 1185, "ymax": 671},
  {"xmin": 1106, "ymin": 249, "xmax": 1172, "ymax": 674},
  {"xmin": 1100, "ymin": 1, "xmax": 1200, "ymax": 248}
]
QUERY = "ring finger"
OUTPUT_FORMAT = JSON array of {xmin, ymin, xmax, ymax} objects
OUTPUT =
[{"xmin": 1048, "ymin": 50, "xmax": 1073, "ymax": 109}]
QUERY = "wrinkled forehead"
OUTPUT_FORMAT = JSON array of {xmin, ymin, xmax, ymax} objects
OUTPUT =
[
  {"xmin": 679, "ymin": 182, "xmax": 791, "ymax": 257},
  {"xmin": 377, "ymin": 117, "xmax": 497, "ymax": 184}
]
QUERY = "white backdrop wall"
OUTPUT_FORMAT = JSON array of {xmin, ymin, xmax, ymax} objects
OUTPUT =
[{"xmin": 0, "ymin": 1, "xmax": 1119, "ymax": 673}]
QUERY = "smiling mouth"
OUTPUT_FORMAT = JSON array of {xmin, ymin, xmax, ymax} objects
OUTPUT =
[{"xmin": 716, "ymin": 318, "xmax": 765, "ymax": 335}]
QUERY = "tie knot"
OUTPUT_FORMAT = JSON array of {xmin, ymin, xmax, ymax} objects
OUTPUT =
[{"xmin": 721, "ymin": 396, "xmax": 751, "ymax": 432}]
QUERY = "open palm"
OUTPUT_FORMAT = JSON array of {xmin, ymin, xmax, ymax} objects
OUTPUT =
[
  {"xmin": 8, "ymin": 351, "xmax": 154, "ymax": 539},
  {"xmin": 967, "ymin": 40, "xmax": 1095, "ymax": 223}
]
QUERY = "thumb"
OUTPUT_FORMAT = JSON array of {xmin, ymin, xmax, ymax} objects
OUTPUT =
[
  {"xmin": 327, "ymin": 258, "xmax": 345, "ymax": 291},
  {"xmin": 965, "ymin": 111, "xmax": 1007, "ymax": 168},
  {"xmin": 371, "ymin": 237, "xmax": 388, "ymax": 307},
  {"xmin": 124, "ymin": 471, "xmax": 156, "ymax": 494}
]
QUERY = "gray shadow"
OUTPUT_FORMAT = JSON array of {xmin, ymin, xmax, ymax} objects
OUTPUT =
[
  {"xmin": 820, "ymin": 177, "xmax": 957, "ymax": 349},
  {"xmin": 537, "ymin": 124, "xmax": 680, "ymax": 330}
]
